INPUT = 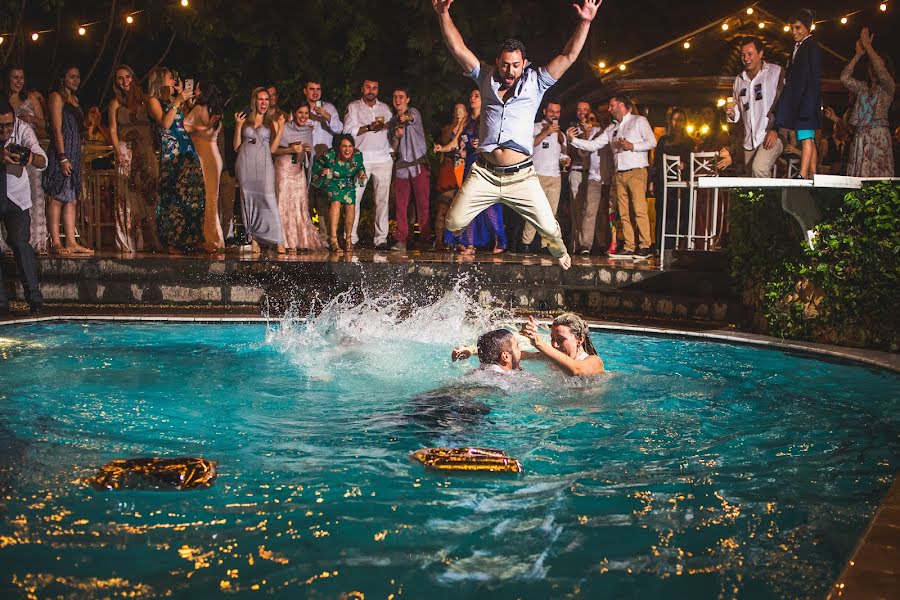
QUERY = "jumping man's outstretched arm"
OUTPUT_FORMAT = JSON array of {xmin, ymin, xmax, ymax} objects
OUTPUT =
[
  {"xmin": 433, "ymin": 0, "xmax": 480, "ymax": 73},
  {"xmin": 545, "ymin": 0, "xmax": 602, "ymax": 80}
]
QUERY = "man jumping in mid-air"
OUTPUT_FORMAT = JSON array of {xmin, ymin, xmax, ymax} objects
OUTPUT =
[{"xmin": 432, "ymin": 0, "xmax": 602, "ymax": 270}]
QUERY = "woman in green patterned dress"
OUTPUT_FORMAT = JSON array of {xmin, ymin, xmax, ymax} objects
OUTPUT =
[
  {"xmin": 147, "ymin": 67, "xmax": 206, "ymax": 254},
  {"xmin": 312, "ymin": 134, "xmax": 366, "ymax": 254}
]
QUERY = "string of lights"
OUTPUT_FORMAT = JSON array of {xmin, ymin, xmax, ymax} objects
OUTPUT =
[
  {"xmin": 595, "ymin": 2, "xmax": 892, "ymax": 77},
  {"xmin": 0, "ymin": 1, "xmax": 191, "ymax": 46}
]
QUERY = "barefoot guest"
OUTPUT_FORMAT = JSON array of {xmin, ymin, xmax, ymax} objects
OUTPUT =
[{"xmin": 432, "ymin": 0, "xmax": 604, "ymax": 270}]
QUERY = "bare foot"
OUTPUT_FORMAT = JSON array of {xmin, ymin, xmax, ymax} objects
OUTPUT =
[
  {"xmin": 460, "ymin": 246, "xmax": 475, "ymax": 256},
  {"xmin": 68, "ymin": 244, "xmax": 95, "ymax": 255},
  {"xmin": 166, "ymin": 247, "xmax": 183, "ymax": 256},
  {"xmin": 558, "ymin": 252, "xmax": 571, "ymax": 270},
  {"xmin": 50, "ymin": 244, "xmax": 72, "ymax": 255},
  {"xmin": 276, "ymin": 244, "xmax": 286, "ymax": 254},
  {"xmin": 250, "ymin": 240, "xmax": 260, "ymax": 254},
  {"xmin": 492, "ymin": 247, "xmax": 505, "ymax": 254}
]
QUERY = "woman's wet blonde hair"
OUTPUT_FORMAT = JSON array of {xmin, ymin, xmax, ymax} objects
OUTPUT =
[{"xmin": 552, "ymin": 313, "xmax": 598, "ymax": 356}]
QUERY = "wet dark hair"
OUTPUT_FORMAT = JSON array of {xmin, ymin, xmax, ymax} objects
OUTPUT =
[
  {"xmin": 477, "ymin": 329, "xmax": 515, "ymax": 365},
  {"xmin": 1, "ymin": 65, "xmax": 29, "ymax": 102},
  {"xmin": 739, "ymin": 37, "xmax": 764, "ymax": 54},
  {"xmin": 333, "ymin": 133, "xmax": 356, "ymax": 151},
  {"xmin": 498, "ymin": 38, "xmax": 527, "ymax": 59},
  {"xmin": 552, "ymin": 313, "xmax": 598, "ymax": 356},
  {"xmin": 790, "ymin": 9, "xmax": 815, "ymax": 31}
]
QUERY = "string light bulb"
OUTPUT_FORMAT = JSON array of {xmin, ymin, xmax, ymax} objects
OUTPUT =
[
  {"xmin": 810, "ymin": 23, "xmax": 816, "ymax": 30},
  {"xmin": 721, "ymin": 124, "xmax": 729, "ymax": 132},
  {"xmin": 686, "ymin": 124, "xmax": 695, "ymax": 135},
  {"xmin": 758, "ymin": 22, "xmax": 765, "ymax": 29},
  {"xmin": 783, "ymin": 24, "xmax": 790, "ymax": 32},
  {"xmin": 721, "ymin": 22, "xmax": 729, "ymax": 31},
  {"xmin": 126, "ymin": 15, "xmax": 134, "ymax": 24},
  {"xmin": 598, "ymin": 61, "xmax": 606, "ymax": 69},
  {"xmin": 880, "ymin": 3, "xmax": 887, "ymax": 12},
  {"xmin": 700, "ymin": 124, "xmax": 710, "ymax": 136},
  {"xmin": 716, "ymin": 98, "xmax": 727, "ymax": 108},
  {"xmin": 31, "ymin": 32, "xmax": 39, "ymax": 41},
  {"xmin": 78, "ymin": 26, "xmax": 86, "ymax": 35},
  {"xmin": 746, "ymin": 7, "xmax": 754, "ymax": 15},
  {"xmin": 618, "ymin": 63, "xmax": 626, "ymax": 71},
  {"xmin": 181, "ymin": 0, "xmax": 189, "ymax": 6},
  {"xmin": 683, "ymin": 41, "xmax": 691, "ymax": 49},
  {"xmin": 840, "ymin": 16, "xmax": 848, "ymax": 24},
  {"xmin": 0, "ymin": 36, "xmax": 4, "ymax": 45}
]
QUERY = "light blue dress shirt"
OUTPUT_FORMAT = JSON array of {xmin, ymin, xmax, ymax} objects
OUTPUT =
[{"xmin": 468, "ymin": 63, "xmax": 557, "ymax": 158}]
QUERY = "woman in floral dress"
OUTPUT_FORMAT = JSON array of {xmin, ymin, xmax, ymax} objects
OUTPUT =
[
  {"xmin": 147, "ymin": 67, "xmax": 205, "ymax": 253},
  {"xmin": 312, "ymin": 134, "xmax": 366, "ymax": 254},
  {"xmin": 840, "ymin": 27, "xmax": 895, "ymax": 177}
]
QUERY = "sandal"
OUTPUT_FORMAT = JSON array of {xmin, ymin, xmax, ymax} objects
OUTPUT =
[{"xmin": 329, "ymin": 237, "xmax": 343, "ymax": 255}]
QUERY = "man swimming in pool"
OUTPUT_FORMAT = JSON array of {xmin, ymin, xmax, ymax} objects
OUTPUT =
[
  {"xmin": 432, "ymin": 0, "xmax": 603, "ymax": 270},
  {"xmin": 452, "ymin": 313, "xmax": 605, "ymax": 376}
]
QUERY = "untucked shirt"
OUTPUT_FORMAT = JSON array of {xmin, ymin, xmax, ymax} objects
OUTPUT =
[
  {"xmin": 343, "ymin": 99, "xmax": 394, "ymax": 164},
  {"xmin": 4, "ymin": 119, "xmax": 47, "ymax": 210},
  {"xmin": 728, "ymin": 62, "xmax": 783, "ymax": 151},
  {"xmin": 532, "ymin": 120, "xmax": 567, "ymax": 177},
  {"xmin": 468, "ymin": 63, "xmax": 557, "ymax": 157},
  {"xmin": 393, "ymin": 107, "xmax": 428, "ymax": 179}
]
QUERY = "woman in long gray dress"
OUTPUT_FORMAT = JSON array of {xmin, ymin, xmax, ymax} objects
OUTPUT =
[{"xmin": 233, "ymin": 87, "xmax": 285, "ymax": 254}]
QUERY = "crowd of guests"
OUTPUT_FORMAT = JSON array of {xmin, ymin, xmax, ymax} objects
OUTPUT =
[{"xmin": 2, "ymin": 8, "xmax": 897, "ymax": 293}]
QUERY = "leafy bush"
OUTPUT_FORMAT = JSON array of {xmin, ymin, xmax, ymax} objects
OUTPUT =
[{"xmin": 729, "ymin": 182, "xmax": 899, "ymax": 350}]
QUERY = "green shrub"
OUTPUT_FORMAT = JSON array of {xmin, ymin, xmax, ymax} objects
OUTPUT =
[{"xmin": 729, "ymin": 182, "xmax": 900, "ymax": 350}]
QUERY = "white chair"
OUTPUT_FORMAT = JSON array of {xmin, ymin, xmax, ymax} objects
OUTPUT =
[
  {"xmin": 686, "ymin": 151, "xmax": 719, "ymax": 252},
  {"xmin": 658, "ymin": 153, "xmax": 688, "ymax": 270}
]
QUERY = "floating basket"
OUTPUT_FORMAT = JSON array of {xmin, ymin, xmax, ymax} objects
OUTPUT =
[
  {"xmin": 83, "ymin": 457, "xmax": 218, "ymax": 491},
  {"xmin": 411, "ymin": 447, "xmax": 523, "ymax": 473}
]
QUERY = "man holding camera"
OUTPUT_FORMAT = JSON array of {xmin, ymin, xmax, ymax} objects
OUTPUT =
[
  {"xmin": 1, "ymin": 98, "xmax": 46, "ymax": 314},
  {"xmin": 523, "ymin": 100, "xmax": 566, "ymax": 253}
]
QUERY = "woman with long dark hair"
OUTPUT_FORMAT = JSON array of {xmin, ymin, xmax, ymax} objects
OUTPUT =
[
  {"xmin": 147, "ymin": 66, "xmax": 205, "ymax": 253},
  {"xmin": 43, "ymin": 65, "xmax": 93, "ymax": 255},
  {"xmin": 108, "ymin": 64, "xmax": 160, "ymax": 252},
  {"xmin": 185, "ymin": 81, "xmax": 226, "ymax": 252},
  {"xmin": 312, "ymin": 133, "xmax": 367, "ymax": 254},
  {"xmin": 1, "ymin": 65, "xmax": 48, "ymax": 254}
]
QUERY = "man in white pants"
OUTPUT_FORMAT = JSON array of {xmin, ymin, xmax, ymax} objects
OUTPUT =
[
  {"xmin": 433, "ymin": 0, "xmax": 603, "ymax": 270},
  {"xmin": 344, "ymin": 79, "xmax": 394, "ymax": 249}
]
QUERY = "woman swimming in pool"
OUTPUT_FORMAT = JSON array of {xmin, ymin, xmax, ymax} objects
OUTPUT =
[{"xmin": 452, "ymin": 313, "xmax": 604, "ymax": 376}]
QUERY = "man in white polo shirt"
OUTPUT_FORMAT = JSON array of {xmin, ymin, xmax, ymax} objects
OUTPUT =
[
  {"xmin": 567, "ymin": 94, "xmax": 656, "ymax": 257},
  {"xmin": 524, "ymin": 100, "xmax": 566, "ymax": 252},
  {"xmin": 725, "ymin": 37, "xmax": 784, "ymax": 177},
  {"xmin": 433, "ymin": 0, "xmax": 603, "ymax": 270},
  {"xmin": 344, "ymin": 79, "xmax": 394, "ymax": 249}
]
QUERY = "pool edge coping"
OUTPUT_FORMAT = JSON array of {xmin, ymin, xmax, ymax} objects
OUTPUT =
[{"xmin": 2, "ymin": 314, "xmax": 897, "ymax": 373}]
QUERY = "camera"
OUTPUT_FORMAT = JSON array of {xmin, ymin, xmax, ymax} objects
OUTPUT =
[{"xmin": 6, "ymin": 144, "xmax": 32, "ymax": 166}]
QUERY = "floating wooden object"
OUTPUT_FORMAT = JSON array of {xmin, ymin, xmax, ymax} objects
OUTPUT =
[
  {"xmin": 411, "ymin": 447, "xmax": 523, "ymax": 474},
  {"xmin": 84, "ymin": 457, "xmax": 218, "ymax": 491}
]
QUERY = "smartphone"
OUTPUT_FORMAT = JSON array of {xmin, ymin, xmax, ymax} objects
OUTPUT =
[
  {"xmin": 184, "ymin": 79, "xmax": 194, "ymax": 93},
  {"xmin": 315, "ymin": 100, "xmax": 323, "ymax": 108}
]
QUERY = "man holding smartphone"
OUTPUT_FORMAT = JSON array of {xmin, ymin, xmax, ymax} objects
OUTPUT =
[
  {"xmin": 524, "ymin": 100, "xmax": 566, "ymax": 253},
  {"xmin": 433, "ymin": 0, "xmax": 604, "ymax": 270},
  {"xmin": 1, "ymin": 98, "xmax": 46, "ymax": 314}
]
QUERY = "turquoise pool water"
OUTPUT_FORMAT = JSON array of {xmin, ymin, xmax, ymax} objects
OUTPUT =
[{"xmin": 1, "ymin": 295, "xmax": 898, "ymax": 599}]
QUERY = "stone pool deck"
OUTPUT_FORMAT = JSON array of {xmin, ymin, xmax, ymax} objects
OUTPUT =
[{"xmin": 2, "ymin": 248, "xmax": 739, "ymax": 325}]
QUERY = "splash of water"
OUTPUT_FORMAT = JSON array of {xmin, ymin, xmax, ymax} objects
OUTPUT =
[{"xmin": 264, "ymin": 278, "xmax": 513, "ymax": 379}]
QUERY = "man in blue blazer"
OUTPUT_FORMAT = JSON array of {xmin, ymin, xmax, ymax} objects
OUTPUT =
[{"xmin": 775, "ymin": 9, "xmax": 822, "ymax": 179}]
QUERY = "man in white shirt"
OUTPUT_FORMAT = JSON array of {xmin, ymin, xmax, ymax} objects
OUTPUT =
[
  {"xmin": 1, "ymin": 99, "xmax": 46, "ymax": 313},
  {"xmin": 524, "ymin": 100, "xmax": 566, "ymax": 252},
  {"xmin": 725, "ymin": 37, "xmax": 784, "ymax": 177},
  {"xmin": 303, "ymin": 80, "xmax": 344, "ymax": 238},
  {"xmin": 567, "ymin": 94, "xmax": 656, "ymax": 257},
  {"xmin": 575, "ymin": 102, "xmax": 615, "ymax": 255},
  {"xmin": 343, "ymin": 79, "xmax": 395, "ymax": 249},
  {"xmin": 433, "ymin": 0, "xmax": 603, "ymax": 270}
]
